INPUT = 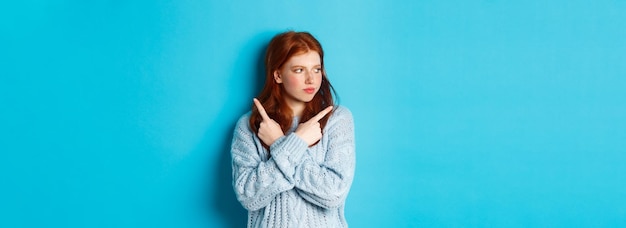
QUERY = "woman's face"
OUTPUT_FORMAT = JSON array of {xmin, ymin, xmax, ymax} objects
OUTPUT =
[{"xmin": 274, "ymin": 51, "xmax": 323, "ymax": 110}]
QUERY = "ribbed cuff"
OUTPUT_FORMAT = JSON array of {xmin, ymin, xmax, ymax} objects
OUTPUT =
[{"xmin": 271, "ymin": 133, "xmax": 308, "ymax": 179}]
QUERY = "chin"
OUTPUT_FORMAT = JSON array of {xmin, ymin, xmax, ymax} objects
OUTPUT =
[{"xmin": 302, "ymin": 96, "xmax": 316, "ymax": 102}]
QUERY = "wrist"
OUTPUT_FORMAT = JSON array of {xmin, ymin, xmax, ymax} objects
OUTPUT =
[{"xmin": 271, "ymin": 134, "xmax": 285, "ymax": 145}]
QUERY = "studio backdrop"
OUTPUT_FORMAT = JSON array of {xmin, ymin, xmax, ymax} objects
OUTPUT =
[{"xmin": 1, "ymin": 0, "xmax": 625, "ymax": 227}]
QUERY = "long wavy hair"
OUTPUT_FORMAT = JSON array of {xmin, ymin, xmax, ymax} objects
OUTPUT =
[{"xmin": 250, "ymin": 31, "xmax": 336, "ymax": 148}]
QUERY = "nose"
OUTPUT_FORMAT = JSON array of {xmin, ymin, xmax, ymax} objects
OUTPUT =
[{"xmin": 305, "ymin": 71, "xmax": 313, "ymax": 84}]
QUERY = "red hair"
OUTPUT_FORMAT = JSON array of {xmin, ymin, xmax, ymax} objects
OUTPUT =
[{"xmin": 250, "ymin": 31, "xmax": 336, "ymax": 148}]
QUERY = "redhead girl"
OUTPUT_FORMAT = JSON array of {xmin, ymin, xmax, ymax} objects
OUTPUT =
[{"xmin": 230, "ymin": 31, "xmax": 355, "ymax": 228}]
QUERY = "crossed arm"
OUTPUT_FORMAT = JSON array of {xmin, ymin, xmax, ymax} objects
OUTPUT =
[{"xmin": 231, "ymin": 100, "xmax": 355, "ymax": 211}]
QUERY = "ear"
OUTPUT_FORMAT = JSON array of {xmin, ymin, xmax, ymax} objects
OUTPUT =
[{"xmin": 273, "ymin": 70, "xmax": 283, "ymax": 84}]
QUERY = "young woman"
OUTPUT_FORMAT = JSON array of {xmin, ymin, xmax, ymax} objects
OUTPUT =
[{"xmin": 230, "ymin": 31, "xmax": 355, "ymax": 227}]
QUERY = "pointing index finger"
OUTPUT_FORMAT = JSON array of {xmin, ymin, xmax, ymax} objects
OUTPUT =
[
  {"xmin": 310, "ymin": 106, "xmax": 333, "ymax": 122},
  {"xmin": 253, "ymin": 98, "xmax": 270, "ymax": 121}
]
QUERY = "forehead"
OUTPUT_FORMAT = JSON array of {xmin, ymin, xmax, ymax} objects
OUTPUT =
[{"xmin": 285, "ymin": 51, "xmax": 321, "ymax": 66}]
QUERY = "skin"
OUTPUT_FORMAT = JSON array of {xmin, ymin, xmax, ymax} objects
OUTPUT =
[
  {"xmin": 273, "ymin": 51, "xmax": 323, "ymax": 117},
  {"xmin": 253, "ymin": 51, "xmax": 332, "ymax": 147}
]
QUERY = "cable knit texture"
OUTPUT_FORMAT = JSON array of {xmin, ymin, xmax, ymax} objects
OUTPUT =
[{"xmin": 231, "ymin": 106, "xmax": 355, "ymax": 228}]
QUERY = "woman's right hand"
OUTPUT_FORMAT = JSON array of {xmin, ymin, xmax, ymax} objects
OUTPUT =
[
  {"xmin": 253, "ymin": 98, "xmax": 284, "ymax": 146},
  {"xmin": 295, "ymin": 106, "xmax": 333, "ymax": 146}
]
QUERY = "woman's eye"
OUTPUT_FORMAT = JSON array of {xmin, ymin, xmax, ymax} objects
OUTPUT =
[
  {"xmin": 314, "ymin": 68, "xmax": 322, "ymax": 73},
  {"xmin": 294, "ymin": 69, "xmax": 303, "ymax": 73}
]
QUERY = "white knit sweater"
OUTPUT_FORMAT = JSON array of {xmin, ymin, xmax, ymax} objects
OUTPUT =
[{"xmin": 231, "ymin": 106, "xmax": 355, "ymax": 228}]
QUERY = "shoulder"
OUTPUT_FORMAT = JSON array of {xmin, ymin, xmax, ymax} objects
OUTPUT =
[
  {"xmin": 326, "ymin": 105, "xmax": 354, "ymax": 128},
  {"xmin": 235, "ymin": 111, "xmax": 253, "ymax": 132},
  {"xmin": 324, "ymin": 105, "xmax": 355, "ymax": 139},
  {"xmin": 330, "ymin": 105, "xmax": 353, "ymax": 120}
]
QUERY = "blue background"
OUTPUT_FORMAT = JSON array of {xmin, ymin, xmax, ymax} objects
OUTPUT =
[{"xmin": 1, "ymin": 0, "xmax": 625, "ymax": 227}]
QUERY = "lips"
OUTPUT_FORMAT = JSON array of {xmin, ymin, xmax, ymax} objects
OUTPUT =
[{"xmin": 303, "ymin": 88, "xmax": 316, "ymax": 94}]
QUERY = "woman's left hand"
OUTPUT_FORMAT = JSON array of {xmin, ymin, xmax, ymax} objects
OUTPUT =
[{"xmin": 253, "ymin": 98, "xmax": 285, "ymax": 146}]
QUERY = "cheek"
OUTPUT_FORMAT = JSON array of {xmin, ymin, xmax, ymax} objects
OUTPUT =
[
  {"xmin": 284, "ymin": 76, "xmax": 302, "ymax": 88},
  {"xmin": 316, "ymin": 74, "xmax": 323, "ymax": 85}
]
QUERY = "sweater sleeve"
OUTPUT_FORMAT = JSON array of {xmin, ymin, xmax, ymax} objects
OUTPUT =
[
  {"xmin": 293, "ymin": 107, "xmax": 356, "ymax": 209},
  {"xmin": 231, "ymin": 114, "xmax": 309, "ymax": 211}
]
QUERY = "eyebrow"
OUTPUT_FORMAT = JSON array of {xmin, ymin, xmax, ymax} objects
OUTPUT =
[{"xmin": 290, "ymin": 64, "xmax": 322, "ymax": 68}]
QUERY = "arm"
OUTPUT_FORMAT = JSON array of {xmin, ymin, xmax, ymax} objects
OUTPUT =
[
  {"xmin": 231, "ymin": 115, "xmax": 309, "ymax": 211},
  {"xmin": 293, "ymin": 107, "xmax": 356, "ymax": 209}
]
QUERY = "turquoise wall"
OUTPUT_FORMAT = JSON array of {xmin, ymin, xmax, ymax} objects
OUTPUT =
[{"xmin": 2, "ymin": 0, "xmax": 625, "ymax": 227}]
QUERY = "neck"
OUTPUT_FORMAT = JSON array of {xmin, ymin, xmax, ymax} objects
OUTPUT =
[{"xmin": 286, "ymin": 100, "xmax": 305, "ymax": 118}]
